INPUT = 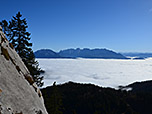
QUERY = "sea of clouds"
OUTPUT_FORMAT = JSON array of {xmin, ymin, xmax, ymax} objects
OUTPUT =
[{"xmin": 37, "ymin": 58, "xmax": 152, "ymax": 88}]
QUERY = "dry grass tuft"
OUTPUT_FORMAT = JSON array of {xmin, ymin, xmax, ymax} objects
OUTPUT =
[
  {"xmin": 24, "ymin": 74, "xmax": 34, "ymax": 85},
  {"xmin": 9, "ymin": 43, "xmax": 14, "ymax": 49},
  {"xmin": 1, "ymin": 46, "xmax": 10, "ymax": 60}
]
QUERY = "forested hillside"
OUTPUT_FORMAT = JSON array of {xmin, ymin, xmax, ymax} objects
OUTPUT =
[{"xmin": 42, "ymin": 81, "xmax": 152, "ymax": 114}]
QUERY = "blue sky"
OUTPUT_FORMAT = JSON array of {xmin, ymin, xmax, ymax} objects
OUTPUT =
[{"xmin": 1, "ymin": 0, "xmax": 152, "ymax": 52}]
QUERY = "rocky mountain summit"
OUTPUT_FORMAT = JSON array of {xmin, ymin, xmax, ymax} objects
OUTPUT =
[{"xmin": 0, "ymin": 26, "xmax": 48, "ymax": 114}]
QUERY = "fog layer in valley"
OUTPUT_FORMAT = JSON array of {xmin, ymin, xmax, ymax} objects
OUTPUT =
[{"xmin": 37, "ymin": 58, "xmax": 152, "ymax": 88}]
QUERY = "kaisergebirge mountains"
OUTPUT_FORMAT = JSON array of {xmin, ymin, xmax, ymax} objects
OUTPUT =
[{"xmin": 34, "ymin": 48, "xmax": 127, "ymax": 59}]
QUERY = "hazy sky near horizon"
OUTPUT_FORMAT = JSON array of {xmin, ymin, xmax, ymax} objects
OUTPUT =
[{"xmin": 1, "ymin": 0, "xmax": 152, "ymax": 52}]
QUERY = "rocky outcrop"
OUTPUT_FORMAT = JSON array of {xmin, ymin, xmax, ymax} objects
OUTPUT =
[{"xmin": 0, "ymin": 26, "xmax": 48, "ymax": 114}]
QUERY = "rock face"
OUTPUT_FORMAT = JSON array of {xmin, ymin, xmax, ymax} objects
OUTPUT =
[{"xmin": 0, "ymin": 27, "xmax": 48, "ymax": 114}]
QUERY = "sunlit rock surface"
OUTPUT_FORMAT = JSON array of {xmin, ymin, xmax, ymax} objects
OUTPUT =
[{"xmin": 0, "ymin": 26, "xmax": 48, "ymax": 114}]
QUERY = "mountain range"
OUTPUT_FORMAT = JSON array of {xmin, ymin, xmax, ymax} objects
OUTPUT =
[
  {"xmin": 121, "ymin": 52, "xmax": 152, "ymax": 59},
  {"xmin": 34, "ymin": 48, "xmax": 127, "ymax": 59}
]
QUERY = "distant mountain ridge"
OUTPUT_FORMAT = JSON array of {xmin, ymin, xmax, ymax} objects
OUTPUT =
[
  {"xmin": 34, "ymin": 49, "xmax": 60, "ymax": 58},
  {"xmin": 121, "ymin": 52, "xmax": 152, "ymax": 58},
  {"xmin": 34, "ymin": 48, "xmax": 127, "ymax": 59}
]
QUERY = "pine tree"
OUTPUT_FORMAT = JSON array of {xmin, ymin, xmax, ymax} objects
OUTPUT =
[
  {"xmin": 0, "ymin": 20, "xmax": 12, "ymax": 37},
  {"xmin": 48, "ymin": 82, "xmax": 64, "ymax": 114},
  {"xmin": 0, "ymin": 12, "xmax": 44, "ymax": 87},
  {"xmin": 0, "ymin": 20, "xmax": 8, "ymax": 34}
]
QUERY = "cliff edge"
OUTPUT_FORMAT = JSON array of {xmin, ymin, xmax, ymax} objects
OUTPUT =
[{"xmin": 0, "ymin": 26, "xmax": 48, "ymax": 114}]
